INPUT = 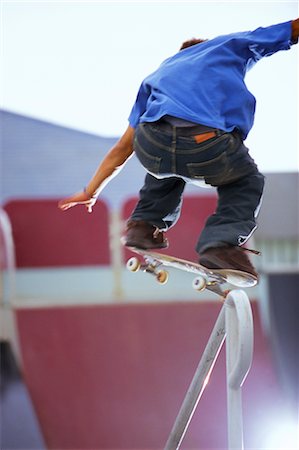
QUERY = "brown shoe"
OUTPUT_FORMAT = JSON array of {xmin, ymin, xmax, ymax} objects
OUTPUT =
[
  {"xmin": 199, "ymin": 245, "xmax": 258, "ymax": 278},
  {"xmin": 123, "ymin": 220, "xmax": 169, "ymax": 249}
]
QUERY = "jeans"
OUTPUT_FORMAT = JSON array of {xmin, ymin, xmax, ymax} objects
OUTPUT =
[{"xmin": 130, "ymin": 122, "xmax": 265, "ymax": 253}]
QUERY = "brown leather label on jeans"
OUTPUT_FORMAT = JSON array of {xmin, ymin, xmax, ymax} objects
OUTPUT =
[{"xmin": 194, "ymin": 131, "xmax": 216, "ymax": 144}]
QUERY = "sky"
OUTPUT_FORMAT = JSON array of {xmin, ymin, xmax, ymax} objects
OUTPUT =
[{"xmin": 1, "ymin": 0, "xmax": 298, "ymax": 172}]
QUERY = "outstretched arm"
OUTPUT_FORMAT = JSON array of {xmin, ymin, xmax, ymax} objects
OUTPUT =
[{"xmin": 58, "ymin": 125, "xmax": 135, "ymax": 212}]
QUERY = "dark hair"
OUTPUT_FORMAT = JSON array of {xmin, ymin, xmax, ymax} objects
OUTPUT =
[{"xmin": 180, "ymin": 38, "xmax": 207, "ymax": 50}]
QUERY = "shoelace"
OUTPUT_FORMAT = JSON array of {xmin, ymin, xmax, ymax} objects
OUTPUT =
[
  {"xmin": 127, "ymin": 221, "xmax": 162, "ymax": 240},
  {"xmin": 153, "ymin": 227, "xmax": 162, "ymax": 239}
]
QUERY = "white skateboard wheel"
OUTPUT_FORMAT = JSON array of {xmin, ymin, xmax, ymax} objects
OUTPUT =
[
  {"xmin": 127, "ymin": 257, "xmax": 141, "ymax": 272},
  {"xmin": 156, "ymin": 270, "xmax": 169, "ymax": 284},
  {"xmin": 192, "ymin": 276, "xmax": 206, "ymax": 291}
]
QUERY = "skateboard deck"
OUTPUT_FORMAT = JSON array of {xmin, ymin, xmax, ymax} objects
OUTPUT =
[{"xmin": 125, "ymin": 246, "xmax": 258, "ymax": 298}]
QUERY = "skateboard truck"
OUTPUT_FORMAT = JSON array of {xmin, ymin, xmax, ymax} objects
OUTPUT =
[
  {"xmin": 192, "ymin": 275, "xmax": 229, "ymax": 298},
  {"xmin": 127, "ymin": 256, "xmax": 169, "ymax": 284}
]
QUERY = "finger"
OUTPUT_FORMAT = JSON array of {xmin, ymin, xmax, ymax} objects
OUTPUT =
[
  {"xmin": 59, "ymin": 203, "xmax": 73, "ymax": 211},
  {"xmin": 58, "ymin": 201, "xmax": 66, "ymax": 209},
  {"xmin": 58, "ymin": 203, "xmax": 68, "ymax": 210},
  {"xmin": 58, "ymin": 200, "xmax": 72, "ymax": 209}
]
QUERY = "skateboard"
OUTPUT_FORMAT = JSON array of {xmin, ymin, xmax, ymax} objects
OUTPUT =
[{"xmin": 125, "ymin": 247, "xmax": 258, "ymax": 298}]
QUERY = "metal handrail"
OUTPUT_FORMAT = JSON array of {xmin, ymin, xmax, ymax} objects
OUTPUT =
[
  {"xmin": 0, "ymin": 208, "xmax": 23, "ymax": 368},
  {"xmin": 164, "ymin": 289, "xmax": 254, "ymax": 450},
  {"xmin": 225, "ymin": 290, "xmax": 254, "ymax": 449}
]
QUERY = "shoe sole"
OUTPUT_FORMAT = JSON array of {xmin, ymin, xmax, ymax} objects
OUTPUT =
[
  {"xmin": 199, "ymin": 257, "xmax": 257, "ymax": 279},
  {"xmin": 122, "ymin": 236, "xmax": 169, "ymax": 250}
]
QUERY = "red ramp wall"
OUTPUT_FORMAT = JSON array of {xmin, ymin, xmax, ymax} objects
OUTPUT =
[
  {"xmin": 16, "ymin": 301, "xmax": 284, "ymax": 450},
  {"xmin": 4, "ymin": 199, "xmax": 110, "ymax": 267}
]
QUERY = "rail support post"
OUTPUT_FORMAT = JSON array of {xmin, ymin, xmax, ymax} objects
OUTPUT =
[{"xmin": 225, "ymin": 289, "xmax": 254, "ymax": 450}]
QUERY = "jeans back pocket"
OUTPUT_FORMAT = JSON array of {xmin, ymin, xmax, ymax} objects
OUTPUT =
[
  {"xmin": 134, "ymin": 136, "xmax": 162, "ymax": 174},
  {"xmin": 187, "ymin": 152, "xmax": 229, "ymax": 185}
]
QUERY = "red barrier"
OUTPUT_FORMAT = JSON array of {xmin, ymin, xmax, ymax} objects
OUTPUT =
[
  {"xmin": 4, "ymin": 199, "xmax": 110, "ymax": 267},
  {"xmin": 16, "ymin": 301, "xmax": 284, "ymax": 450},
  {"xmin": 122, "ymin": 195, "xmax": 217, "ymax": 262}
]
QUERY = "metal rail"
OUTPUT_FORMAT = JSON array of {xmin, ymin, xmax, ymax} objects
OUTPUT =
[
  {"xmin": 164, "ymin": 289, "xmax": 253, "ymax": 450},
  {"xmin": 0, "ymin": 208, "xmax": 23, "ymax": 368},
  {"xmin": 0, "ymin": 208, "xmax": 16, "ymax": 307}
]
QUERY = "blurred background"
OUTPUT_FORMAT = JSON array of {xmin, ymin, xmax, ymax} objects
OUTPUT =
[{"xmin": 1, "ymin": 1, "xmax": 298, "ymax": 449}]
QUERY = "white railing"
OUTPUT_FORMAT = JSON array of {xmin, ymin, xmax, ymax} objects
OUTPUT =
[
  {"xmin": 164, "ymin": 289, "xmax": 254, "ymax": 450},
  {"xmin": 0, "ymin": 208, "xmax": 16, "ymax": 307},
  {"xmin": 0, "ymin": 208, "xmax": 23, "ymax": 367}
]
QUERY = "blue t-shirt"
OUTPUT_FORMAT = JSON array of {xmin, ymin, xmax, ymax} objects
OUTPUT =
[{"xmin": 128, "ymin": 21, "xmax": 295, "ymax": 139}]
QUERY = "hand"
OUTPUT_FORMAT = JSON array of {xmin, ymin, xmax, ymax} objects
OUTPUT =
[{"xmin": 58, "ymin": 191, "xmax": 97, "ymax": 213}]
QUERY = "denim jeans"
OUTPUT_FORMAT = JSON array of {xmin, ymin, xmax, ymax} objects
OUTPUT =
[{"xmin": 130, "ymin": 122, "xmax": 265, "ymax": 253}]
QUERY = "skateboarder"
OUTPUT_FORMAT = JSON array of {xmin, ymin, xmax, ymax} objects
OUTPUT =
[{"xmin": 59, "ymin": 19, "xmax": 299, "ymax": 278}]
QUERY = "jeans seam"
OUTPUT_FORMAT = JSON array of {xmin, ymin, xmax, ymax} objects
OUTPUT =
[
  {"xmin": 175, "ymin": 134, "xmax": 230, "ymax": 154},
  {"xmin": 140, "ymin": 124, "xmax": 174, "ymax": 152},
  {"xmin": 171, "ymin": 127, "xmax": 176, "ymax": 173},
  {"xmin": 140, "ymin": 124, "xmax": 231, "ymax": 154}
]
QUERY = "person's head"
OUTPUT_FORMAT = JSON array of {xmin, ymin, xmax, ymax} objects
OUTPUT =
[{"xmin": 179, "ymin": 38, "xmax": 207, "ymax": 50}]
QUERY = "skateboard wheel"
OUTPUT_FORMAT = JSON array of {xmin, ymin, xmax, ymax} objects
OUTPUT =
[
  {"xmin": 192, "ymin": 276, "xmax": 206, "ymax": 292},
  {"xmin": 127, "ymin": 257, "xmax": 141, "ymax": 272},
  {"xmin": 156, "ymin": 270, "xmax": 169, "ymax": 284}
]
